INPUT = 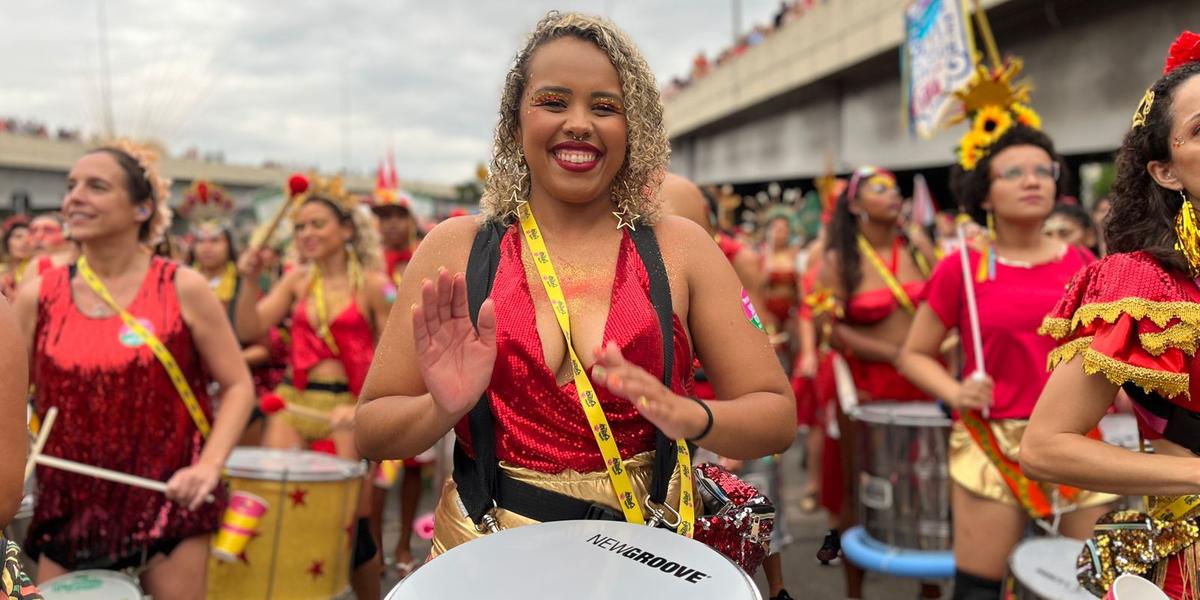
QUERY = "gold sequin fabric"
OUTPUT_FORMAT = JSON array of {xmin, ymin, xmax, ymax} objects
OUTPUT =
[
  {"xmin": 273, "ymin": 377, "xmax": 355, "ymax": 442},
  {"xmin": 1078, "ymin": 508, "xmax": 1200, "ymax": 597}
]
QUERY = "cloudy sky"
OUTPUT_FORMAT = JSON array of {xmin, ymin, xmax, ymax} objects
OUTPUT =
[{"xmin": 1, "ymin": 0, "xmax": 783, "ymax": 184}]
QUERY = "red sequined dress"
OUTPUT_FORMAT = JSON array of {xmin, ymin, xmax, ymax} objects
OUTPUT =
[
  {"xmin": 455, "ymin": 227, "xmax": 695, "ymax": 474},
  {"xmin": 1041, "ymin": 251, "xmax": 1200, "ymax": 599},
  {"xmin": 28, "ymin": 258, "xmax": 225, "ymax": 570}
]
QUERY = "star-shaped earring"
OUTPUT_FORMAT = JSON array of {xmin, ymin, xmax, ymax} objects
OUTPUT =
[{"xmin": 613, "ymin": 205, "xmax": 639, "ymax": 231}]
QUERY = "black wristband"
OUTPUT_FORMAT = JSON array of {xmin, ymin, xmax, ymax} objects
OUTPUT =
[{"xmin": 686, "ymin": 397, "xmax": 714, "ymax": 443}]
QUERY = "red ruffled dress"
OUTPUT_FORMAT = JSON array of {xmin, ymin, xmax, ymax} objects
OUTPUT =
[
  {"xmin": 1041, "ymin": 251, "xmax": 1200, "ymax": 599},
  {"xmin": 28, "ymin": 258, "xmax": 225, "ymax": 570}
]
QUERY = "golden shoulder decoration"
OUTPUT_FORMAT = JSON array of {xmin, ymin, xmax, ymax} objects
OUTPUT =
[{"xmin": 950, "ymin": 59, "xmax": 1040, "ymax": 171}]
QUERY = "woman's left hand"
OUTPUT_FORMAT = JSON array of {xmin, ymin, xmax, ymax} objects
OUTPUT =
[
  {"xmin": 165, "ymin": 461, "xmax": 221, "ymax": 511},
  {"xmin": 328, "ymin": 404, "xmax": 357, "ymax": 432},
  {"xmin": 591, "ymin": 342, "xmax": 708, "ymax": 441}
]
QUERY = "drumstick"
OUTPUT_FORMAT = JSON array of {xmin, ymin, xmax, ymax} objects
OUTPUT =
[
  {"xmin": 956, "ymin": 222, "xmax": 990, "ymax": 418},
  {"xmin": 250, "ymin": 173, "xmax": 308, "ymax": 251},
  {"xmin": 259, "ymin": 394, "xmax": 330, "ymax": 421},
  {"xmin": 24, "ymin": 406, "xmax": 57, "ymax": 484},
  {"xmin": 36, "ymin": 454, "xmax": 215, "ymax": 504}
]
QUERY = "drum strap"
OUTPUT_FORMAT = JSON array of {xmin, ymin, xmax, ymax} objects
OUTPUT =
[
  {"xmin": 455, "ymin": 217, "xmax": 684, "ymax": 530},
  {"xmin": 76, "ymin": 257, "xmax": 211, "ymax": 438},
  {"xmin": 960, "ymin": 409, "xmax": 1089, "ymax": 519}
]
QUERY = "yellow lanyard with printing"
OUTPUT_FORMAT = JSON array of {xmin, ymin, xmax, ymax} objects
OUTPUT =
[
  {"xmin": 77, "ymin": 257, "xmax": 211, "ymax": 438},
  {"xmin": 856, "ymin": 235, "xmax": 916, "ymax": 314},
  {"xmin": 517, "ymin": 204, "xmax": 694, "ymax": 537}
]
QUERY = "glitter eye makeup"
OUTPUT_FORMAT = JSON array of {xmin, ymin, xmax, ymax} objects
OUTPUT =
[
  {"xmin": 531, "ymin": 90, "xmax": 569, "ymax": 107},
  {"xmin": 592, "ymin": 97, "xmax": 624, "ymax": 114}
]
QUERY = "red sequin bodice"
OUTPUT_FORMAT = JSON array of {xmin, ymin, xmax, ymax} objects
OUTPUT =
[
  {"xmin": 29, "ymin": 258, "xmax": 225, "ymax": 566},
  {"xmin": 456, "ymin": 227, "xmax": 695, "ymax": 474},
  {"xmin": 289, "ymin": 297, "xmax": 375, "ymax": 395}
]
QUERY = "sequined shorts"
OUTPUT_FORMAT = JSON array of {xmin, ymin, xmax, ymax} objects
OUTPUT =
[
  {"xmin": 430, "ymin": 451, "xmax": 685, "ymax": 558},
  {"xmin": 949, "ymin": 420, "xmax": 1118, "ymax": 510},
  {"xmin": 273, "ymin": 377, "xmax": 355, "ymax": 442}
]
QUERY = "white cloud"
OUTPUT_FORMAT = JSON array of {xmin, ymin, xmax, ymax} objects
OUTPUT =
[{"xmin": 3, "ymin": 0, "xmax": 783, "ymax": 184}]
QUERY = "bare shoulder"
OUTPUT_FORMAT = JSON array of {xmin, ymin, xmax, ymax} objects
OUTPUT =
[
  {"xmin": 407, "ymin": 216, "xmax": 489, "ymax": 276},
  {"xmin": 173, "ymin": 264, "xmax": 209, "ymax": 296}
]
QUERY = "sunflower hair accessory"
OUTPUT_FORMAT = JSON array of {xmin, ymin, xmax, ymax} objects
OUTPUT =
[{"xmin": 951, "ymin": 58, "xmax": 1038, "ymax": 171}]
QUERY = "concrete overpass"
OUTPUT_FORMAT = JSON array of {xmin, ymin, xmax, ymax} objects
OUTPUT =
[
  {"xmin": 665, "ymin": 0, "xmax": 1198, "ymax": 188},
  {"xmin": 0, "ymin": 133, "xmax": 464, "ymax": 218}
]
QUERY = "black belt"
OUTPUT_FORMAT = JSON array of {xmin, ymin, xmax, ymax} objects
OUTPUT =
[
  {"xmin": 1125, "ymin": 384, "xmax": 1200, "ymax": 455},
  {"xmin": 285, "ymin": 379, "xmax": 351, "ymax": 394},
  {"xmin": 494, "ymin": 472, "xmax": 626, "ymax": 523}
]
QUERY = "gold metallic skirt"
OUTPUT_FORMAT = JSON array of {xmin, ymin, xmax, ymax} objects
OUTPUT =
[
  {"xmin": 949, "ymin": 420, "xmax": 1117, "ymax": 509},
  {"xmin": 273, "ymin": 377, "xmax": 355, "ymax": 442},
  {"xmin": 430, "ymin": 451, "xmax": 684, "ymax": 557}
]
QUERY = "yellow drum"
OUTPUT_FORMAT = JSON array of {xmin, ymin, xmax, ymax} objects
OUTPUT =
[{"xmin": 206, "ymin": 448, "xmax": 365, "ymax": 600}]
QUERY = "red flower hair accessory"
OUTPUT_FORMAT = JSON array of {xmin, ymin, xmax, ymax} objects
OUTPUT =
[{"xmin": 1165, "ymin": 31, "xmax": 1200, "ymax": 75}]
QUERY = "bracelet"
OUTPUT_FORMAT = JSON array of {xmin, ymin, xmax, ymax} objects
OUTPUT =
[{"xmin": 686, "ymin": 397, "xmax": 714, "ymax": 443}]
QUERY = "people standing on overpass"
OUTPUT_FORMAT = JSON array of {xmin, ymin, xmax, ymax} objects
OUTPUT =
[
  {"xmin": 1021, "ymin": 32, "xmax": 1200, "ymax": 600},
  {"xmin": 818, "ymin": 164, "xmax": 941, "ymax": 600},
  {"xmin": 896, "ymin": 65, "xmax": 1115, "ymax": 599}
]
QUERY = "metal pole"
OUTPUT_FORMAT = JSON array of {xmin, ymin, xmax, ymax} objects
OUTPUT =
[{"xmin": 97, "ymin": 0, "xmax": 115, "ymax": 138}]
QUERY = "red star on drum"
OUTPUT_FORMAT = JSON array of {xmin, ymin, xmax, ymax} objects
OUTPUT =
[
  {"xmin": 306, "ymin": 559, "xmax": 325, "ymax": 579},
  {"xmin": 288, "ymin": 487, "xmax": 308, "ymax": 507}
]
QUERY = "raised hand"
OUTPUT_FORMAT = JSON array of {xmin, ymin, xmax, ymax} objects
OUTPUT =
[
  {"xmin": 412, "ymin": 268, "xmax": 497, "ymax": 418},
  {"xmin": 591, "ymin": 342, "xmax": 709, "ymax": 442}
]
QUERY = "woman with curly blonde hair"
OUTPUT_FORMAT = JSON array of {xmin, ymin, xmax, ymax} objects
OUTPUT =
[
  {"xmin": 13, "ymin": 142, "xmax": 255, "ymax": 598},
  {"xmin": 356, "ymin": 11, "xmax": 794, "ymax": 557},
  {"xmin": 236, "ymin": 176, "xmax": 389, "ymax": 597}
]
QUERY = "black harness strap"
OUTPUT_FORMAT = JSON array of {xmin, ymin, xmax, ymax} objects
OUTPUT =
[{"xmin": 455, "ymin": 222, "xmax": 679, "ymax": 526}]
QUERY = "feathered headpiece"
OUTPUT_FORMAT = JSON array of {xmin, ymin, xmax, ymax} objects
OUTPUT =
[
  {"xmin": 951, "ymin": 58, "xmax": 1040, "ymax": 171},
  {"xmin": 288, "ymin": 172, "xmax": 357, "ymax": 219},
  {"xmin": 179, "ymin": 180, "xmax": 235, "ymax": 234}
]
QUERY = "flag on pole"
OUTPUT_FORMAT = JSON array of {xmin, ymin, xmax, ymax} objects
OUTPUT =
[
  {"xmin": 902, "ymin": 0, "xmax": 976, "ymax": 139},
  {"xmin": 911, "ymin": 173, "xmax": 937, "ymax": 228}
]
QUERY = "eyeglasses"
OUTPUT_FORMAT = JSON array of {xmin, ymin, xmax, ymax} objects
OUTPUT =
[{"xmin": 994, "ymin": 163, "xmax": 1060, "ymax": 183}]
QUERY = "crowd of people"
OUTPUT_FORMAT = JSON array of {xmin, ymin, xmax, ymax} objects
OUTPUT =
[
  {"xmin": 661, "ymin": 0, "xmax": 831, "ymax": 100},
  {"xmin": 0, "ymin": 10, "xmax": 1199, "ymax": 600},
  {"xmin": 0, "ymin": 117, "xmax": 81, "ymax": 142}
]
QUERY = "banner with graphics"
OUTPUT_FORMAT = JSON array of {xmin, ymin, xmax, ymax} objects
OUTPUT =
[{"xmin": 902, "ymin": 0, "xmax": 976, "ymax": 139}]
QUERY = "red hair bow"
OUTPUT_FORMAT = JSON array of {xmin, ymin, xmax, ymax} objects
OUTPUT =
[{"xmin": 1165, "ymin": 31, "xmax": 1200, "ymax": 75}]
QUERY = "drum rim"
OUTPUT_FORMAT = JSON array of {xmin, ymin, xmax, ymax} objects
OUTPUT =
[
  {"xmin": 387, "ymin": 520, "xmax": 760, "ymax": 598},
  {"xmin": 41, "ymin": 569, "xmax": 142, "ymax": 593},
  {"xmin": 1008, "ymin": 537, "xmax": 1092, "ymax": 599},
  {"xmin": 224, "ymin": 448, "xmax": 366, "ymax": 481},
  {"xmin": 851, "ymin": 402, "xmax": 952, "ymax": 427}
]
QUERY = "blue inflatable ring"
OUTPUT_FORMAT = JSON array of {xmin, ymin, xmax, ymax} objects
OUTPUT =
[{"xmin": 840, "ymin": 526, "xmax": 955, "ymax": 579}]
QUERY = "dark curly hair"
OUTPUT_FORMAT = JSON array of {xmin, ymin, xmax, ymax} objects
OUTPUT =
[
  {"xmin": 950, "ymin": 125, "xmax": 1069, "ymax": 225},
  {"xmin": 1105, "ymin": 62, "xmax": 1200, "ymax": 273}
]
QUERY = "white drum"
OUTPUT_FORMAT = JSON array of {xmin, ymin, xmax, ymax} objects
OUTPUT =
[
  {"xmin": 1008, "ymin": 538, "xmax": 1094, "ymax": 599},
  {"xmin": 1100, "ymin": 414, "xmax": 1139, "ymax": 450},
  {"xmin": 385, "ymin": 521, "xmax": 761, "ymax": 599},
  {"xmin": 39, "ymin": 570, "xmax": 142, "ymax": 599}
]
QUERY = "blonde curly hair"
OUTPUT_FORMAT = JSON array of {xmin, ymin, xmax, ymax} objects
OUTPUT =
[
  {"xmin": 89, "ymin": 140, "xmax": 173, "ymax": 245},
  {"xmin": 480, "ymin": 11, "xmax": 669, "ymax": 225}
]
